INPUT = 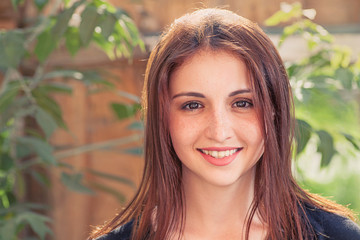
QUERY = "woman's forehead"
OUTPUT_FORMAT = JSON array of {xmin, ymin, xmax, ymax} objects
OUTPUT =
[{"xmin": 169, "ymin": 50, "xmax": 253, "ymax": 93}]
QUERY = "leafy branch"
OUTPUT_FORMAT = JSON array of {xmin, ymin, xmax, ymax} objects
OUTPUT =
[
  {"xmin": 266, "ymin": 2, "xmax": 360, "ymax": 167},
  {"xmin": 0, "ymin": 0, "xmax": 144, "ymax": 239}
]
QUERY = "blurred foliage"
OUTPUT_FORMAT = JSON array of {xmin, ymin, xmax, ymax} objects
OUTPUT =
[
  {"xmin": 0, "ymin": 0, "xmax": 143, "ymax": 239},
  {"xmin": 266, "ymin": 2, "xmax": 360, "ymax": 214}
]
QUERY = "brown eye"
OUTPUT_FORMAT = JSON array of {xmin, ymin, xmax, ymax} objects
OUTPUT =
[
  {"xmin": 233, "ymin": 100, "xmax": 253, "ymax": 108},
  {"xmin": 182, "ymin": 101, "xmax": 203, "ymax": 110}
]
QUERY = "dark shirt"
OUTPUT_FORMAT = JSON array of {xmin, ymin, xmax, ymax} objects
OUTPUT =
[
  {"xmin": 305, "ymin": 207, "xmax": 360, "ymax": 239},
  {"xmin": 95, "ymin": 208, "xmax": 360, "ymax": 240},
  {"xmin": 95, "ymin": 220, "xmax": 133, "ymax": 240}
]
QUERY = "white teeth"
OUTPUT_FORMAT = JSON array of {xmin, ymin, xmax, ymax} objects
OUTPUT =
[{"xmin": 201, "ymin": 149, "xmax": 238, "ymax": 159}]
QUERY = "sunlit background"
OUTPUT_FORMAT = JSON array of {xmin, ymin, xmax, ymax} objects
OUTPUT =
[{"xmin": 0, "ymin": 0, "xmax": 359, "ymax": 239}]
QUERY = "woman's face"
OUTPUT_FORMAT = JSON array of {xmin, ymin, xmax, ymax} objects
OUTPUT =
[{"xmin": 168, "ymin": 50, "xmax": 264, "ymax": 187}]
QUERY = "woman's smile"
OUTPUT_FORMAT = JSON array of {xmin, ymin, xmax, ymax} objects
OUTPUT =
[
  {"xmin": 197, "ymin": 147, "xmax": 242, "ymax": 159},
  {"xmin": 197, "ymin": 147, "xmax": 243, "ymax": 166}
]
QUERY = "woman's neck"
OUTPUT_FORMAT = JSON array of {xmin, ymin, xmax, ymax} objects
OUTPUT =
[{"xmin": 179, "ymin": 168, "xmax": 265, "ymax": 239}]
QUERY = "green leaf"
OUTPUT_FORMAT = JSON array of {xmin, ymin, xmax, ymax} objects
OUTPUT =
[
  {"xmin": 16, "ymin": 137, "xmax": 56, "ymax": 165},
  {"xmin": 111, "ymin": 103, "xmax": 140, "ymax": 120},
  {"xmin": 306, "ymin": 36, "xmax": 319, "ymax": 50},
  {"xmin": 11, "ymin": 0, "xmax": 25, "ymax": 9},
  {"xmin": 79, "ymin": 5, "xmax": 99, "ymax": 46},
  {"xmin": 264, "ymin": 2, "xmax": 302, "ymax": 26},
  {"xmin": 86, "ymin": 169, "xmax": 136, "ymax": 188},
  {"xmin": 61, "ymin": 172, "xmax": 94, "ymax": 194},
  {"xmin": 0, "ymin": 96, "xmax": 30, "ymax": 128},
  {"xmin": 316, "ymin": 130, "xmax": 336, "ymax": 167},
  {"xmin": 15, "ymin": 170, "xmax": 26, "ymax": 198},
  {"xmin": 93, "ymin": 32, "xmax": 115, "ymax": 58},
  {"xmin": 37, "ymin": 83, "xmax": 72, "ymax": 95},
  {"xmin": 279, "ymin": 22, "xmax": 302, "ymax": 46},
  {"xmin": 51, "ymin": 7, "xmax": 75, "ymax": 41},
  {"xmin": 295, "ymin": 119, "xmax": 312, "ymax": 154},
  {"xmin": 99, "ymin": 13, "xmax": 117, "ymax": 39},
  {"xmin": 341, "ymin": 133, "xmax": 360, "ymax": 150},
  {"xmin": 114, "ymin": 20, "xmax": 133, "ymax": 57},
  {"xmin": 335, "ymin": 68, "xmax": 354, "ymax": 90},
  {"xmin": 1, "ymin": 192, "xmax": 17, "ymax": 208},
  {"xmin": 17, "ymin": 212, "xmax": 52, "ymax": 240},
  {"xmin": 43, "ymin": 69, "xmax": 83, "ymax": 80},
  {"xmin": 0, "ymin": 153, "xmax": 15, "ymax": 171},
  {"xmin": 65, "ymin": 27, "xmax": 82, "ymax": 56},
  {"xmin": 57, "ymin": 161, "xmax": 74, "ymax": 170},
  {"xmin": 63, "ymin": 0, "xmax": 71, "ymax": 6},
  {"xmin": 0, "ymin": 30, "xmax": 26, "ymax": 68},
  {"xmin": 331, "ymin": 46, "xmax": 352, "ymax": 68},
  {"xmin": 29, "ymin": 170, "xmax": 51, "ymax": 187},
  {"xmin": 34, "ymin": 29, "xmax": 57, "ymax": 62},
  {"xmin": 0, "ymin": 81, "xmax": 20, "ymax": 113},
  {"xmin": 32, "ymin": 89, "xmax": 67, "ymax": 129},
  {"xmin": 92, "ymin": 0, "xmax": 117, "ymax": 12},
  {"xmin": 15, "ymin": 140, "xmax": 32, "ymax": 160},
  {"xmin": 0, "ymin": 218, "xmax": 17, "ymax": 240},
  {"xmin": 34, "ymin": 0, "xmax": 49, "ymax": 11},
  {"xmin": 354, "ymin": 55, "xmax": 360, "ymax": 70},
  {"xmin": 306, "ymin": 22, "xmax": 333, "ymax": 44},
  {"xmin": 121, "ymin": 15, "xmax": 144, "ymax": 51},
  {"xmin": 0, "ymin": 202, "xmax": 47, "ymax": 215},
  {"xmin": 35, "ymin": 107, "xmax": 58, "ymax": 138},
  {"xmin": 81, "ymin": 70, "xmax": 111, "ymax": 85}
]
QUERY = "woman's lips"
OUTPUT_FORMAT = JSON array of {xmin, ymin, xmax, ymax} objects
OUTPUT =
[{"xmin": 197, "ymin": 147, "xmax": 242, "ymax": 166}]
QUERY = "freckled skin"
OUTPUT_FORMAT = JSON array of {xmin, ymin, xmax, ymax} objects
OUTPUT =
[{"xmin": 169, "ymin": 50, "xmax": 265, "ymax": 188}]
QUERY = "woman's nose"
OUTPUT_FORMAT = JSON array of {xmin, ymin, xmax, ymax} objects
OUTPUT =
[{"xmin": 204, "ymin": 109, "xmax": 233, "ymax": 143}]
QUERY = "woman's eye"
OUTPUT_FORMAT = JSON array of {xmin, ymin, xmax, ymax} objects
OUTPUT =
[
  {"xmin": 182, "ymin": 102, "xmax": 203, "ymax": 110},
  {"xmin": 233, "ymin": 100, "xmax": 253, "ymax": 108}
]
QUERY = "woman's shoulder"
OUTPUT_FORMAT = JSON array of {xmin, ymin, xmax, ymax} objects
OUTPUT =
[
  {"xmin": 304, "ymin": 205, "xmax": 360, "ymax": 239},
  {"xmin": 94, "ymin": 221, "xmax": 134, "ymax": 240}
]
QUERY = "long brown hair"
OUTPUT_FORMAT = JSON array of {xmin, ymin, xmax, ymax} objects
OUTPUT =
[{"xmin": 90, "ymin": 8, "xmax": 355, "ymax": 240}]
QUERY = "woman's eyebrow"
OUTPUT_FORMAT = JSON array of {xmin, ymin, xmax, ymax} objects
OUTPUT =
[
  {"xmin": 228, "ymin": 89, "xmax": 252, "ymax": 97},
  {"xmin": 171, "ymin": 89, "xmax": 251, "ymax": 99},
  {"xmin": 172, "ymin": 92, "xmax": 205, "ymax": 99}
]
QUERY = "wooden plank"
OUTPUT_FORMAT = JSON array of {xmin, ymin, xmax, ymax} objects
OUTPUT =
[{"xmin": 49, "ymin": 59, "xmax": 146, "ymax": 240}]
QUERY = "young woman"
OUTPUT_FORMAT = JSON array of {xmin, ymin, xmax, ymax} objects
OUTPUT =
[{"xmin": 89, "ymin": 8, "xmax": 360, "ymax": 240}]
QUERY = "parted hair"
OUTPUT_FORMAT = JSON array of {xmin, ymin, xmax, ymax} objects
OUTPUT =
[{"xmin": 89, "ymin": 8, "xmax": 354, "ymax": 240}]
